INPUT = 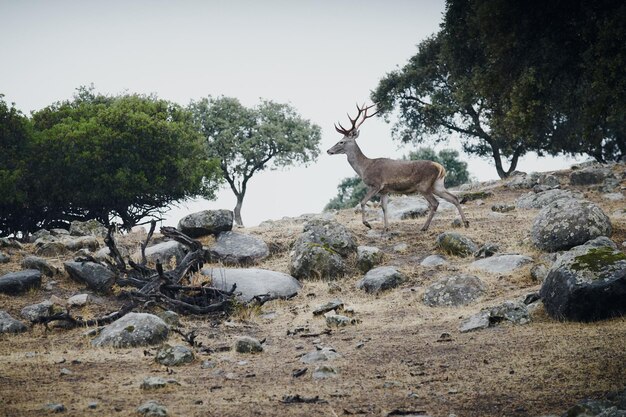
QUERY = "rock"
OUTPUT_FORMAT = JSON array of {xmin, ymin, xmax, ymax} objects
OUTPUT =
[
  {"xmin": 420, "ymin": 254, "xmax": 448, "ymax": 267},
  {"xmin": 459, "ymin": 310, "xmax": 491, "ymax": 333},
  {"xmin": 0, "ymin": 237, "xmax": 23, "ymax": 249},
  {"xmin": 493, "ymin": 300, "xmax": 531, "ymax": 324},
  {"xmin": 516, "ymin": 189, "xmax": 578, "ymax": 209},
  {"xmin": 491, "ymin": 204, "xmax": 515, "ymax": 213},
  {"xmin": 290, "ymin": 219, "xmax": 357, "ymax": 279},
  {"xmin": 290, "ymin": 243, "xmax": 347, "ymax": 280},
  {"xmin": 300, "ymin": 347, "xmax": 341, "ymax": 364},
  {"xmin": 603, "ymin": 192, "xmax": 624, "ymax": 201},
  {"xmin": 539, "ymin": 238, "xmax": 626, "ymax": 321},
  {"xmin": 177, "ymin": 209, "xmax": 233, "ymax": 238},
  {"xmin": 325, "ymin": 313, "xmax": 356, "ymax": 327},
  {"xmin": 356, "ymin": 246, "xmax": 384, "ymax": 272},
  {"xmin": 235, "ymin": 336, "xmax": 263, "ymax": 353},
  {"xmin": 0, "ymin": 251, "xmax": 9, "ymax": 263},
  {"xmin": 144, "ymin": 241, "xmax": 188, "ymax": 265},
  {"xmin": 474, "ymin": 242, "xmax": 500, "ymax": 258},
  {"xmin": 459, "ymin": 300, "xmax": 530, "ymax": 332},
  {"xmin": 69, "ymin": 219, "xmax": 107, "ymax": 237},
  {"xmin": 63, "ymin": 236, "xmax": 99, "ymax": 252},
  {"xmin": 471, "ymin": 254, "xmax": 533, "ymax": 274},
  {"xmin": 570, "ymin": 166, "xmax": 613, "ymax": 186},
  {"xmin": 312, "ymin": 365, "xmax": 338, "ymax": 379},
  {"xmin": 67, "ymin": 294, "xmax": 90, "ymax": 307},
  {"xmin": 530, "ymin": 264, "xmax": 549, "ymax": 282},
  {"xmin": 0, "ymin": 310, "xmax": 27, "ymax": 333},
  {"xmin": 531, "ymin": 198, "xmax": 612, "ymax": 252},
  {"xmin": 312, "ymin": 299, "xmax": 344, "ymax": 316},
  {"xmin": 356, "ymin": 266, "xmax": 405, "ymax": 293},
  {"xmin": 157, "ymin": 311, "xmax": 180, "ymax": 327},
  {"xmin": 201, "ymin": 268, "xmax": 301, "ymax": 303},
  {"xmin": 91, "ymin": 313, "xmax": 169, "ymax": 348},
  {"xmin": 505, "ymin": 172, "xmax": 538, "ymax": 189},
  {"xmin": 155, "ymin": 345, "xmax": 194, "ymax": 366},
  {"xmin": 436, "ymin": 232, "xmax": 479, "ymax": 257},
  {"xmin": 208, "ymin": 231, "xmax": 269, "ymax": 266},
  {"xmin": 537, "ymin": 173, "xmax": 561, "ymax": 188},
  {"xmin": 297, "ymin": 218, "xmax": 358, "ymax": 257},
  {"xmin": 0, "ymin": 270, "xmax": 42, "ymax": 295},
  {"xmin": 137, "ymin": 400, "xmax": 168, "ymax": 417},
  {"xmin": 21, "ymin": 256, "xmax": 58, "ymax": 277},
  {"xmin": 43, "ymin": 403, "xmax": 66, "ymax": 413},
  {"xmin": 20, "ymin": 300, "xmax": 53, "ymax": 321},
  {"xmin": 141, "ymin": 376, "xmax": 180, "ymax": 390},
  {"xmin": 459, "ymin": 190, "xmax": 494, "ymax": 203},
  {"xmin": 64, "ymin": 261, "xmax": 116, "ymax": 293},
  {"xmin": 35, "ymin": 241, "xmax": 68, "ymax": 257},
  {"xmin": 423, "ymin": 274, "xmax": 486, "ymax": 307}
]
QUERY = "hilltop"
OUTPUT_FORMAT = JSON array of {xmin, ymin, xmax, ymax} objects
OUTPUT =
[{"xmin": 0, "ymin": 161, "xmax": 625, "ymax": 417}]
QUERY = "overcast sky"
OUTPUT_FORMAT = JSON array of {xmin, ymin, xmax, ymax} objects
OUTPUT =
[{"xmin": 1, "ymin": 0, "xmax": 583, "ymax": 227}]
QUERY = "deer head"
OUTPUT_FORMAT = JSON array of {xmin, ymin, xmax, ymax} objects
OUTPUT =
[{"xmin": 327, "ymin": 103, "xmax": 378, "ymax": 155}]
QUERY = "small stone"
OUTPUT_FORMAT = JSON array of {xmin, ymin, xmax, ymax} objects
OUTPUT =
[
  {"xmin": 43, "ymin": 403, "xmax": 65, "ymax": 413},
  {"xmin": 155, "ymin": 345, "xmax": 194, "ymax": 366},
  {"xmin": 312, "ymin": 365, "xmax": 338, "ymax": 379},
  {"xmin": 491, "ymin": 204, "xmax": 515, "ymax": 213},
  {"xmin": 420, "ymin": 255, "xmax": 448, "ymax": 267},
  {"xmin": 459, "ymin": 311, "xmax": 491, "ymax": 333},
  {"xmin": 157, "ymin": 310, "xmax": 180, "ymax": 327},
  {"xmin": 313, "ymin": 299, "xmax": 344, "ymax": 316},
  {"xmin": 87, "ymin": 402, "xmax": 98, "ymax": 410},
  {"xmin": 300, "ymin": 347, "xmax": 340, "ymax": 364},
  {"xmin": 67, "ymin": 294, "xmax": 90, "ymax": 307},
  {"xmin": 137, "ymin": 400, "xmax": 168, "ymax": 416},
  {"xmin": 235, "ymin": 336, "xmax": 263, "ymax": 354},
  {"xmin": 141, "ymin": 376, "xmax": 180, "ymax": 390},
  {"xmin": 325, "ymin": 314, "xmax": 355, "ymax": 327},
  {"xmin": 60, "ymin": 368, "xmax": 73, "ymax": 375}
]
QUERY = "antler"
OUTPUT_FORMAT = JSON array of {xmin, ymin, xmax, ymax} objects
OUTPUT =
[{"xmin": 335, "ymin": 103, "xmax": 379, "ymax": 135}]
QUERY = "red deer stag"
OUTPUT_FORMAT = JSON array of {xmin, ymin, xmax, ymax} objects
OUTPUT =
[{"xmin": 327, "ymin": 103, "xmax": 469, "ymax": 232}]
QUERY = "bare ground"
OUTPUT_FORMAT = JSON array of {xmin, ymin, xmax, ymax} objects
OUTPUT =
[{"xmin": 1, "ymin": 166, "xmax": 625, "ymax": 417}]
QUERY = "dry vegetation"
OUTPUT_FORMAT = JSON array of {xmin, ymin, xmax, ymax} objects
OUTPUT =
[{"xmin": 1, "ymin": 165, "xmax": 625, "ymax": 417}]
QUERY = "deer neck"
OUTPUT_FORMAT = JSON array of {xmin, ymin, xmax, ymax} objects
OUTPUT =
[{"xmin": 346, "ymin": 144, "xmax": 371, "ymax": 178}]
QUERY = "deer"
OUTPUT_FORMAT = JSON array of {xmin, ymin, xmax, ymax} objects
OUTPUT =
[{"xmin": 327, "ymin": 103, "xmax": 469, "ymax": 232}]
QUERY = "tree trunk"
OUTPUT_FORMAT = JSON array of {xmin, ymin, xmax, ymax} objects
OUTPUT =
[
  {"xmin": 233, "ymin": 194, "xmax": 244, "ymax": 227},
  {"xmin": 491, "ymin": 143, "xmax": 521, "ymax": 179}
]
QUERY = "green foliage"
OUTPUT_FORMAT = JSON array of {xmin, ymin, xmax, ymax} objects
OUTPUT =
[
  {"xmin": 372, "ymin": 0, "xmax": 626, "ymax": 177},
  {"xmin": 325, "ymin": 147, "xmax": 469, "ymax": 210},
  {"xmin": 0, "ymin": 87, "xmax": 222, "ymax": 236},
  {"xmin": 190, "ymin": 96, "xmax": 321, "ymax": 225}
]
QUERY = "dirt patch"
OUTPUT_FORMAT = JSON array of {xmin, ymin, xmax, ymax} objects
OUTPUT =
[{"xmin": 1, "ymin": 166, "xmax": 625, "ymax": 417}]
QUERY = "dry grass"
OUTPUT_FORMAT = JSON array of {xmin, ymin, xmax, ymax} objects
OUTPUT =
[{"xmin": 1, "ymin": 165, "xmax": 625, "ymax": 417}]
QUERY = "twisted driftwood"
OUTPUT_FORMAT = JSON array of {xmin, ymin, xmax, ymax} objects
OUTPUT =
[{"xmin": 34, "ymin": 221, "xmax": 236, "ymax": 328}]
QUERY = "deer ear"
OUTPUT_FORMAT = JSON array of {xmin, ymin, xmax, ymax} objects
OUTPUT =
[{"xmin": 352, "ymin": 130, "xmax": 360, "ymax": 139}]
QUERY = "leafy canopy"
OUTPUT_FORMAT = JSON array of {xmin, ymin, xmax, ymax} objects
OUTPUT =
[{"xmin": 190, "ymin": 96, "xmax": 321, "ymax": 225}]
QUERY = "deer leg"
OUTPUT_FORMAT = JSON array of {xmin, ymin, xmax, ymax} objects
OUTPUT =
[
  {"xmin": 360, "ymin": 186, "xmax": 383, "ymax": 229},
  {"xmin": 421, "ymin": 193, "xmax": 439, "ymax": 231},
  {"xmin": 433, "ymin": 182, "xmax": 469, "ymax": 227},
  {"xmin": 380, "ymin": 194, "xmax": 389, "ymax": 232}
]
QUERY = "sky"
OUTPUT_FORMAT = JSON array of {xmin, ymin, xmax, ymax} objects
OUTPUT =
[{"xmin": 0, "ymin": 0, "xmax": 584, "ymax": 227}]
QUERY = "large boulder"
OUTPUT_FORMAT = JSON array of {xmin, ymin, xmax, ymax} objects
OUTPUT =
[
  {"xmin": 201, "ymin": 268, "xmax": 301, "ymax": 302},
  {"xmin": 356, "ymin": 266, "xmax": 405, "ymax": 293},
  {"xmin": 364, "ymin": 195, "xmax": 454, "ymax": 221},
  {"xmin": 21, "ymin": 256, "xmax": 58, "ymax": 277},
  {"xmin": 177, "ymin": 210, "xmax": 233, "ymax": 238},
  {"xmin": 69, "ymin": 219, "xmax": 107, "ymax": 238},
  {"xmin": 289, "ymin": 219, "xmax": 356, "ymax": 280},
  {"xmin": 423, "ymin": 274, "xmax": 486, "ymax": 307},
  {"xmin": 0, "ymin": 270, "xmax": 42, "ymax": 295},
  {"xmin": 539, "ymin": 237, "xmax": 626, "ymax": 321},
  {"xmin": 471, "ymin": 254, "xmax": 533, "ymax": 275},
  {"xmin": 0, "ymin": 311, "xmax": 27, "ymax": 334},
  {"xmin": 515, "ymin": 189, "xmax": 578, "ymax": 209},
  {"xmin": 531, "ymin": 198, "xmax": 612, "ymax": 252},
  {"xmin": 91, "ymin": 313, "xmax": 169, "ymax": 348},
  {"xmin": 569, "ymin": 166, "xmax": 613, "ymax": 186},
  {"xmin": 64, "ymin": 261, "xmax": 116, "ymax": 293},
  {"xmin": 208, "ymin": 231, "xmax": 269, "ymax": 266},
  {"xmin": 144, "ymin": 241, "xmax": 188, "ymax": 265},
  {"xmin": 356, "ymin": 246, "xmax": 384, "ymax": 273},
  {"xmin": 436, "ymin": 232, "xmax": 478, "ymax": 257}
]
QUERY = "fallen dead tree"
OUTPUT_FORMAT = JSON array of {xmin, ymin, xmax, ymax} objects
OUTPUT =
[{"xmin": 34, "ymin": 221, "xmax": 237, "ymax": 328}]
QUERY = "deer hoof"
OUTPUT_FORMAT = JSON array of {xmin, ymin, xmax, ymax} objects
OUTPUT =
[
  {"xmin": 420, "ymin": 225, "xmax": 429, "ymax": 232},
  {"xmin": 363, "ymin": 221, "xmax": 372, "ymax": 229},
  {"xmin": 464, "ymin": 221, "xmax": 470, "ymax": 228}
]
